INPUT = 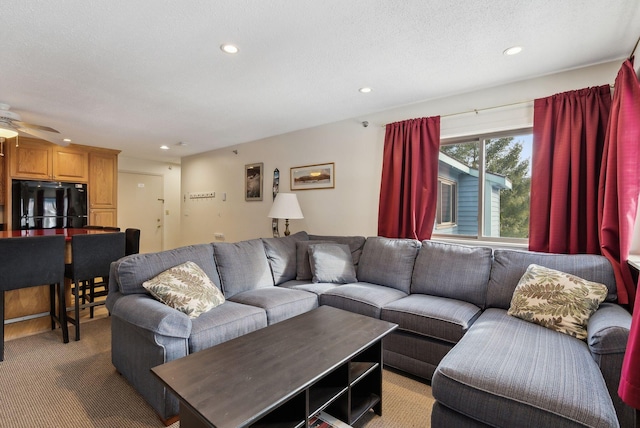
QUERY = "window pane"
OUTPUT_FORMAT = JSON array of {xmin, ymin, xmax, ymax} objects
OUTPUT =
[
  {"xmin": 441, "ymin": 182, "xmax": 452, "ymax": 223},
  {"xmin": 436, "ymin": 141, "xmax": 479, "ymax": 236},
  {"xmin": 484, "ymin": 134, "xmax": 531, "ymax": 238}
]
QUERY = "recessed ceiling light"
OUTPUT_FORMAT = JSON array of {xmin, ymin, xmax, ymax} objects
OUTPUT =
[
  {"xmin": 220, "ymin": 44, "xmax": 239, "ymax": 54},
  {"xmin": 359, "ymin": 87, "xmax": 372, "ymax": 93},
  {"xmin": 160, "ymin": 145, "xmax": 170, "ymax": 150},
  {"xmin": 503, "ymin": 46, "xmax": 523, "ymax": 56},
  {"xmin": 63, "ymin": 138, "xmax": 71, "ymax": 142}
]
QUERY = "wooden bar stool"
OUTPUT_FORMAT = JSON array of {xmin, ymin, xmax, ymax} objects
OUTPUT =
[
  {"xmin": 65, "ymin": 232, "xmax": 125, "ymax": 340},
  {"xmin": 0, "ymin": 235, "xmax": 69, "ymax": 361}
]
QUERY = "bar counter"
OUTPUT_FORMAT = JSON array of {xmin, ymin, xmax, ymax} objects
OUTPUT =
[{"xmin": 0, "ymin": 228, "xmax": 112, "ymax": 241}]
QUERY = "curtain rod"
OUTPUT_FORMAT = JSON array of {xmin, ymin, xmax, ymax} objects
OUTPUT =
[
  {"xmin": 631, "ymin": 34, "xmax": 640, "ymax": 59},
  {"xmin": 383, "ymin": 84, "xmax": 615, "ymax": 126},
  {"xmin": 440, "ymin": 99, "xmax": 532, "ymax": 118}
]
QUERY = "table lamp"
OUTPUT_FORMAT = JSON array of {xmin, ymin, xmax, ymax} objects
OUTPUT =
[{"xmin": 267, "ymin": 193, "xmax": 304, "ymax": 236}]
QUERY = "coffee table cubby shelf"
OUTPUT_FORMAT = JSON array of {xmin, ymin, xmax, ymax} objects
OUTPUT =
[{"xmin": 250, "ymin": 341, "xmax": 383, "ymax": 428}]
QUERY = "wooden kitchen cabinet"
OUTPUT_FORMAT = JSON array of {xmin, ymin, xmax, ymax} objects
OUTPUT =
[
  {"xmin": 9, "ymin": 137, "xmax": 89, "ymax": 182},
  {"xmin": 89, "ymin": 208, "xmax": 117, "ymax": 226},
  {"xmin": 88, "ymin": 150, "xmax": 118, "ymax": 226},
  {"xmin": 9, "ymin": 137, "xmax": 53, "ymax": 180},
  {"xmin": 53, "ymin": 146, "xmax": 89, "ymax": 182}
]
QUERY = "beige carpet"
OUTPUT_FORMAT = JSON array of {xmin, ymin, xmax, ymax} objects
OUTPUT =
[{"xmin": 1, "ymin": 317, "xmax": 433, "ymax": 427}]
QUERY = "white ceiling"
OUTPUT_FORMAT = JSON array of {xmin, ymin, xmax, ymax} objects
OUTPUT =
[{"xmin": 1, "ymin": 1, "xmax": 639, "ymax": 163}]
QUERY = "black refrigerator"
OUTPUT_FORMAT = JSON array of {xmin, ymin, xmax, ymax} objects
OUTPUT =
[{"xmin": 12, "ymin": 180, "xmax": 88, "ymax": 230}]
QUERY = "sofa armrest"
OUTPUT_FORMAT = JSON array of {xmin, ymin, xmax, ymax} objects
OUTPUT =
[
  {"xmin": 587, "ymin": 303, "xmax": 635, "ymax": 428},
  {"xmin": 587, "ymin": 302, "xmax": 631, "ymax": 355},
  {"xmin": 110, "ymin": 293, "xmax": 192, "ymax": 339}
]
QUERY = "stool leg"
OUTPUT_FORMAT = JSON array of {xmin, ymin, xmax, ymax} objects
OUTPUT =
[
  {"xmin": 89, "ymin": 279, "xmax": 95, "ymax": 319},
  {"xmin": 50, "ymin": 284, "xmax": 56, "ymax": 330},
  {"xmin": 73, "ymin": 280, "xmax": 80, "ymax": 341},
  {"xmin": 1, "ymin": 291, "xmax": 4, "ymax": 362},
  {"xmin": 57, "ymin": 282, "xmax": 69, "ymax": 344}
]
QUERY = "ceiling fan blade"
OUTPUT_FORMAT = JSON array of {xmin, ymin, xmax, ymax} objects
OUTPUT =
[
  {"xmin": 15, "ymin": 121, "xmax": 60, "ymax": 133},
  {"xmin": 16, "ymin": 127, "xmax": 70, "ymax": 147}
]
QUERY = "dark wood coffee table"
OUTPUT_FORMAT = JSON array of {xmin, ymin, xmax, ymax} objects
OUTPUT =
[{"xmin": 152, "ymin": 306, "xmax": 397, "ymax": 428}]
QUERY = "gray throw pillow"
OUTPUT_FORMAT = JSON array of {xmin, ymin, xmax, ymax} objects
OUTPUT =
[
  {"xmin": 296, "ymin": 240, "xmax": 335, "ymax": 280},
  {"xmin": 308, "ymin": 243, "xmax": 357, "ymax": 284}
]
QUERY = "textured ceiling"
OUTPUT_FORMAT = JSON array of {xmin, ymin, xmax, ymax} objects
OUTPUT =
[{"xmin": 1, "ymin": 0, "xmax": 639, "ymax": 163}]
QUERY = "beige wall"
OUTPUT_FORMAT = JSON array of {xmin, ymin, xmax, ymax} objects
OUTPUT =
[
  {"xmin": 179, "ymin": 60, "xmax": 625, "ymax": 245},
  {"xmin": 118, "ymin": 156, "xmax": 182, "ymax": 250},
  {"xmin": 180, "ymin": 120, "xmax": 384, "ymax": 244},
  {"xmin": 114, "ymin": 59, "xmax": 633, "ymax": 249}
]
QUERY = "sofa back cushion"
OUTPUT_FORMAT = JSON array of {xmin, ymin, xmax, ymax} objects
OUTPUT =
[
  {"xmin": 487, "ymin": 249, "xmax": 617, "ymax": 309},
  {"xmin": 357, "ymin": 236, "xmax": 421, "ymax": 293},
  {"xmin": 262, "ymin": 231, "xmax": 308, "ymax": 285},
  {"xmin": 213, "ymin": 239, "xmax": 274, "ymax": 298},
  {"xmin": 113, "ymin": 244, "xmax": 219, "ymax": 295},
  {"xmin": 411, "ymin": 241, "xmax": 492, "ymax": 308}
]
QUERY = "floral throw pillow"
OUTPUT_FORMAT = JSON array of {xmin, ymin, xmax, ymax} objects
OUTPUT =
[
  {"xmin": 507, "ymin": 264, "xmax": 608, "ymax": 340},
  {"xmin": 143, "ymin": 261, "xmax": 225, "ymax": 318}
]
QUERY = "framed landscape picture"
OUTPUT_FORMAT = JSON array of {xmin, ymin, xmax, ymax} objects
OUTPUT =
[
  {"xmin": 290, "ymin": 162, "xmax": 335, "ymax": 190},
  {"xmin": 245, "ymin": 162, "xmax": 263, "ymax": 201}
]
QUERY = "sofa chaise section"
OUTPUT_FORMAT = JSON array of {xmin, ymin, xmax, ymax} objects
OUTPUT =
[
  {"xmin": 432, "ymin": 308, "xmax": 620, "ymax": 428},
  {"xmin": 431, "ymin": 249, "xmax": 633, "ymax": 428}
]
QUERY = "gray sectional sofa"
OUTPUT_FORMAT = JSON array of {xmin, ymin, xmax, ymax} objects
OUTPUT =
[{"xmin": 106, "ymin": 232, "xmax": 633, "ymax": 427}]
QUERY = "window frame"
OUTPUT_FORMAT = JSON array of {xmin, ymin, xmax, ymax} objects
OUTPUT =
[
  {"xmin": 436, "ymin": 177, "xmax": 457, "ymax": 228},
  {"xmin": 433, "ymin": 127, "xmax": 532, "ymax": 245}
]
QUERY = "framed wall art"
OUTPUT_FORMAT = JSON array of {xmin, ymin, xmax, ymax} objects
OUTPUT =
[
  {"xmin": 245, "ymin": 162, "xmax": 264, "ymax": 201},
  {"xmin": 290, "ymin": 162, "xmax": 335, "ymax": 190}
]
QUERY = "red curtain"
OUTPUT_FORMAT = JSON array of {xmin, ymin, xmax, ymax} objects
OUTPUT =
[
  {"xmin": 600, "ymin": 59, "xmax": 640, "ymax": 307},
  {"xmin": 378, "ymin": 116, "xmax": 440, "ymax": 241},
  {"xmin": 610, "ymin": 59, "xmax": 640, "ymax": 409},
  {"xmin": 529, "ymin": 86, "xmax": 612, "ymax": 254}
]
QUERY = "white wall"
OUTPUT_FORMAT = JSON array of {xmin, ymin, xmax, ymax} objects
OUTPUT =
[
  {"xmin": 180, "ymin": 60, "xmax": 625, "ymax": 245},
  {"xmin": 118, "ymin": 156, "xmax": 182, "ymax": 250}
]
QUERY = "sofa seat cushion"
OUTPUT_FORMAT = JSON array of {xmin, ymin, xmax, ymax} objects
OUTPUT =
[
  {"xmin": 229, "ymin": 287, "xmax": 318, "ymax": 324},
  {"xmin": 278, "ymin": 280, "xmax": 340, "ymax": 296},
  {"xmin": 381, "ymin": 294, "xmax": 481, "ymax": 344},
  {"xmin": 319, "ymin": 282, "xmax": 407, "ymax": 318},
  {"xmin": 189, "ymin": 301, "xmax": 267, "ymax": 353},
  {"xmin": 432, "ymin": 308, "xmax": 618, "ymax": 428}
]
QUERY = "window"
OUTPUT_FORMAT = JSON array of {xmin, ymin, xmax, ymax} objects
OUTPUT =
[
  {"xmin": 436, "ymin": 178, "xmax": 457, "ymax": 228},
  {"xmin": 434, "ymin": 130, "xmax": 532, "ymax": 242}
]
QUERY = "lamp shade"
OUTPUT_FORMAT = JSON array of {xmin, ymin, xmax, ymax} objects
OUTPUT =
[{"xmin": 268, "ymin": 193, "xmax": 304, "ymax": 219}]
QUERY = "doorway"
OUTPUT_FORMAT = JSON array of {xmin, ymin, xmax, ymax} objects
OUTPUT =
[{"xmin": 118, "ymin": 172, "xmax": 164, "ymax": 253}]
